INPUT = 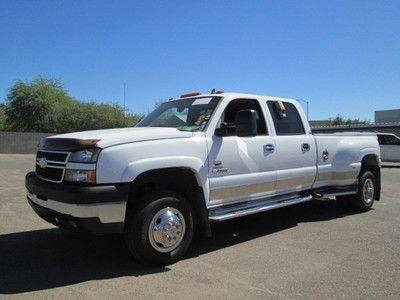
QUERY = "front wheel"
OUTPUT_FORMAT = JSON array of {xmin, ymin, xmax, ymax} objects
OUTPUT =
[
  {"xmin": 124, "ymin": 191, "xmax": 194, "ymax": 265},
  {"xmin": 337, "ymin": 171, "xmax": 376, "ymax": 212}
]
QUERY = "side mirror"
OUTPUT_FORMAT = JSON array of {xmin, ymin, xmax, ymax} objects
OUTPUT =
[
  {"xmin": 235, "ymin": 109, "xmax": 257, "ymax": 137},
  {"xmin": 215, "ymin": 122, "xmax": 228, "ymax": 137}
]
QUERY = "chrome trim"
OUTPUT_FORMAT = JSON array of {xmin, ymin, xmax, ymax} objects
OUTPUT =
[
  {"xmin": 301, "ymin": 143, "xmax": 311, "ymax": 152},
  {"xmin": 210, "ymin": 180, "xmax": 276, "ymax": 202},
  {"xmin": 35, "ymin": 163, "xmax": 65, "ymax": 169},
  {"xmin": 148, "ymin": 207, "xmax": 186, "ymax": 253},
  {"xmin": 275, "ymin": 175, "xmax": 316, "ymax": 191},
  {"xmin": 35, "ymin": 150, "xmax": 72, "ymax": 183},
  {"xmin": 27, "ymin": 190, "xmax": 126, "ymax": 223},
  {"xmin": 264, "ymin": 144, "xmax": 275, "ymax": 153},
  {"xmin": 322, "ymin": 150, "xmax": 329, "ymax": 161},
  {"xmin": 322, "ymin": 190, "xmax": 357, "ymax": 198},
  {"xmin": 35, "ymin": 159, "xmax": 67, "ymax": 165},
  {"xmin": 316, "ymin": 170, "xmax": 358, "ymax": 182},
  {"xmin": 208, "ymin": 195, "xmax": 313, "ymax": 221},
  {"xmin": 210, "ymin": 174, "xmax": 316, "ymax": 203},
  {"xmin": 363, "ymin": 178, "xmax": 374, "ymax": 204},
  {"xmin": 36, "ymin": 150, "xmax": 71, "ymax": 165}
]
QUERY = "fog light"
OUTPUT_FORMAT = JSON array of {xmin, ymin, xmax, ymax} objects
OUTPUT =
[{"xmin": 65, "ymin": 170, "xmax": 96, "ymax": 183}]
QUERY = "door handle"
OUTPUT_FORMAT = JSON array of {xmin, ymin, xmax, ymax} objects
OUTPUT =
[
  {"xmin": 264, "ymin": 144, "xmax": 275, "ymax": 153},
  {"xmin": 301, "ymin": 143, "xmax": 310, "ymax": 151}
]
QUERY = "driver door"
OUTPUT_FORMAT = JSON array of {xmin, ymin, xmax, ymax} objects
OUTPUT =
[{"xmin": 207, "ymin": 98, "xmax": 277, "ymax": 206}]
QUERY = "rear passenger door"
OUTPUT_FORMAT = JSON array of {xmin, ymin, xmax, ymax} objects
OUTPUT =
[{"xmin": 266, "ymin": 100, "xmax": 317, "ymax": 194}]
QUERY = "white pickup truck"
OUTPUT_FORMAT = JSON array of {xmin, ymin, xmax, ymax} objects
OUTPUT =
[
  {"xmin": 377, "ymin": 133, "xmax": 400, "ymax": 162},
  {"xmin": 26, "ymin": 92, "xmax": 381, "ymax": 265}
]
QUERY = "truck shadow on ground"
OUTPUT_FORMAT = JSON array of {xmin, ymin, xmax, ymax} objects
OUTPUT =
[
  {"xmin": 0, "ymin": 199, "xmax": 358, "ymax": 294},
  {"xmin": 190, "ymin": 199, "xmax": 359, "ymax": 258}
]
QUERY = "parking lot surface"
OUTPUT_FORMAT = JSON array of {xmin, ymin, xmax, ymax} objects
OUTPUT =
[{"xmin": 1, "ymin": 154, "xmax": 400, "ymax": 299}]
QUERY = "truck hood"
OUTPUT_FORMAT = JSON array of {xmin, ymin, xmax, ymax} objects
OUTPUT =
[{"xmin": 46, "ymin": 127, "xmax": 193, "ymax": 149}]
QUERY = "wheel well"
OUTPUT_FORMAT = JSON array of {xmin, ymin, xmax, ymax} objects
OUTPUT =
[
  {"xmin": 360, "ymin": 155, "xmax": 381, "ymax": 200},
  {"xmin": 126, "ymin": 168, "xmax": 211, "ymax": 237}
]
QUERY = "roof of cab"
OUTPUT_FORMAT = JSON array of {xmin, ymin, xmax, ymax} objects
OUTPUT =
[{"xmin": 172, "ymin": 92, "xmax": 297, "ymax": 103}]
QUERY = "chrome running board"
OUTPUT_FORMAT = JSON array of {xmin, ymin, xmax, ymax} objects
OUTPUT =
[{"xmin": 208, "ymin": 194, "xmax": 313, "ymax": 222}]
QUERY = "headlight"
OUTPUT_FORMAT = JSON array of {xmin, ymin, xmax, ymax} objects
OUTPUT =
[
  {"xmin": 65, "ymin": 148, "xmax": 100, "ymax": 183},
  {"xmin": 65, "ymin": 170, "xmax": 96, "ymax": 183},
  {"xmin": 68, "ymin": 148, "xmax": 100, "ymax": 163}
]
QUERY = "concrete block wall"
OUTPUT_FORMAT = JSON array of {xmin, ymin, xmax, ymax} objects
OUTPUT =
[{"xmin": 0, "ymin": 132, "xmax": 53, "ymax": 154}]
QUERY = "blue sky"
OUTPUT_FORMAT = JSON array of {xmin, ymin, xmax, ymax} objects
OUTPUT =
[{"xmin": 0, "ymin": 0, "xmax": 399, "ymax": 121}]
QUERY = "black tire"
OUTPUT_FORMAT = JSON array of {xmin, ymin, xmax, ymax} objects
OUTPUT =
[
  {"xmin": 124, "ymin": 190, "xmax": 194, "ymax": 265},
  {"xmin": 337, "ymin": 171, "xmax": 376, "ymax": 212}
]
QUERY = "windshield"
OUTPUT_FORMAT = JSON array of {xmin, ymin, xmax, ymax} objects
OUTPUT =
[{"xmin": 136, "ymin": 97, "xmax": 221, "ymax": 131}]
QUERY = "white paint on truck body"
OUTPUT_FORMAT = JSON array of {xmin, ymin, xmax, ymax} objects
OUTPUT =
[{"xmin": 41, "ymin": 92, "xmax": 380, "ymax": 210}]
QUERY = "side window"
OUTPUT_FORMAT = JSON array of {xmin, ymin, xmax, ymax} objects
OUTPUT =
[
  {"xmin": 267, "ymin": 101, "xmax": 305, "ymax": 135},
  {"xmin": 218, "ymin": 99, "xmax": 267, "ymax": 136},
  {"xmin": 377, "ymin": 135, "xmax": 386, "ymax": 145},
  {"xmin": 386, "ymin": 135, "xmax": 400, "ymax": 145}
]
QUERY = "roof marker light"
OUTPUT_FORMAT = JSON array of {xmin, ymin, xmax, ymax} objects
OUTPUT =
[{"xmin": 180, "ymin": 92, "xmax": 201, "ymax": 98}]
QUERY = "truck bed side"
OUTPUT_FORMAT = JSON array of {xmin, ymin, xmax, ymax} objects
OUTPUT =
[{"xmin": 313, "ymin": 133, "xmax": 380, "ymax": 190}]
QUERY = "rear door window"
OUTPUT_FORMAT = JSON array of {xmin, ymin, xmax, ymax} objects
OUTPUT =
[
  {"xmin": 385, "ymin": 135, "xmax": 400, "ymax": 145},
  {"xmin": 377, "ymin": 135, "xmax": 386, "ymax": 144},
  {"xmin": 267, "ymin": 101, "xmax": 305, "ymax": 135},
  {"xmin": 378, "ymin": 135, "xmax": 400, "ymax": 145}
]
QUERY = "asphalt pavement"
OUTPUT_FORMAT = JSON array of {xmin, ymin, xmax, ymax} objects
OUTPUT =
[{"xmin": 1, "ymin": 155, "xmax": 399, "ymax": 299}]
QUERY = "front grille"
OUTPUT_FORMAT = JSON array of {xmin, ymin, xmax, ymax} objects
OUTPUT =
[
  {"xmin": 36, "ymin": 164, "xmax": 65, "ymax": 183},
  {"xmin": 35, "ymin": 150, "xmax": 69, "ymax": 183},
  {"xmin": 37, "ymin": 150, "xmax": 69, "ymax": 163}
]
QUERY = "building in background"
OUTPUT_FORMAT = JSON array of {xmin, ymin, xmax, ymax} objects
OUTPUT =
[
  {"xmin": 375, "ymin": 109, "xmax": 400, "ymax": 123},
  {"xmin": 312, "ymin": 109, "xmax": 400, "ymax": 136}
]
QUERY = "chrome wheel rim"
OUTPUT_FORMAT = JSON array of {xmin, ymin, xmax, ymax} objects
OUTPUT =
[
  {"xmin": 363, "ymin": 178, "xmax": 374, "ymax": 204},
  {"xmin": 148, "ymin": 207, "xmax": 186, "ymax": 253}
]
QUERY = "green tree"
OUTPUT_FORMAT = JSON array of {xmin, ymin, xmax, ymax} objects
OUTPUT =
[
  {"xmin": 125, "ymin": 112, "xmax": 144, "ymax": 126},
  {"xmin": 3, "ymin": 76, "xmax": 144, "ymax": 133},
  {"xmin": 50, "ymin": 101, "xmax": 143, "ymax": 132},
  {"xmin": 5, "ymin": 76, "xmax": 73, "ymax": 132},
  {"xmin": 330, "ymin": 114, "xmax": 370, "ymax": 125},
  {"xmin": 0, "ymin": 103, "xmax": 10, "ymax": 130}
]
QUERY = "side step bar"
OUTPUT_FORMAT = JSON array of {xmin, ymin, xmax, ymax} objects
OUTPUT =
[{"xmin": 208, "ymin": 195, "xmax": 313, "ymax": 222}]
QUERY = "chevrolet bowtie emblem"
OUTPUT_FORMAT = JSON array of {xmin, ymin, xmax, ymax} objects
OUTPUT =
[{"xmin": 38, "ymin": 157, "xmax": 47, "ymax": 168}]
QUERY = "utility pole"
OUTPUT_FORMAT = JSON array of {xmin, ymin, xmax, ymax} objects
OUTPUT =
[
  {"xmin": 123, "ymin": 83, "xmax": 126, "ymax": 121},
  {"xmin": 297, "ymin": 98, "xmax": 309, "ymax": 120}
]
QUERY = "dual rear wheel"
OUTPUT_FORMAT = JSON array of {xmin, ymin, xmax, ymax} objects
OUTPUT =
[{"xmin": 337, "ymin": 171, "xmax": 377, "ymax": 212}]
